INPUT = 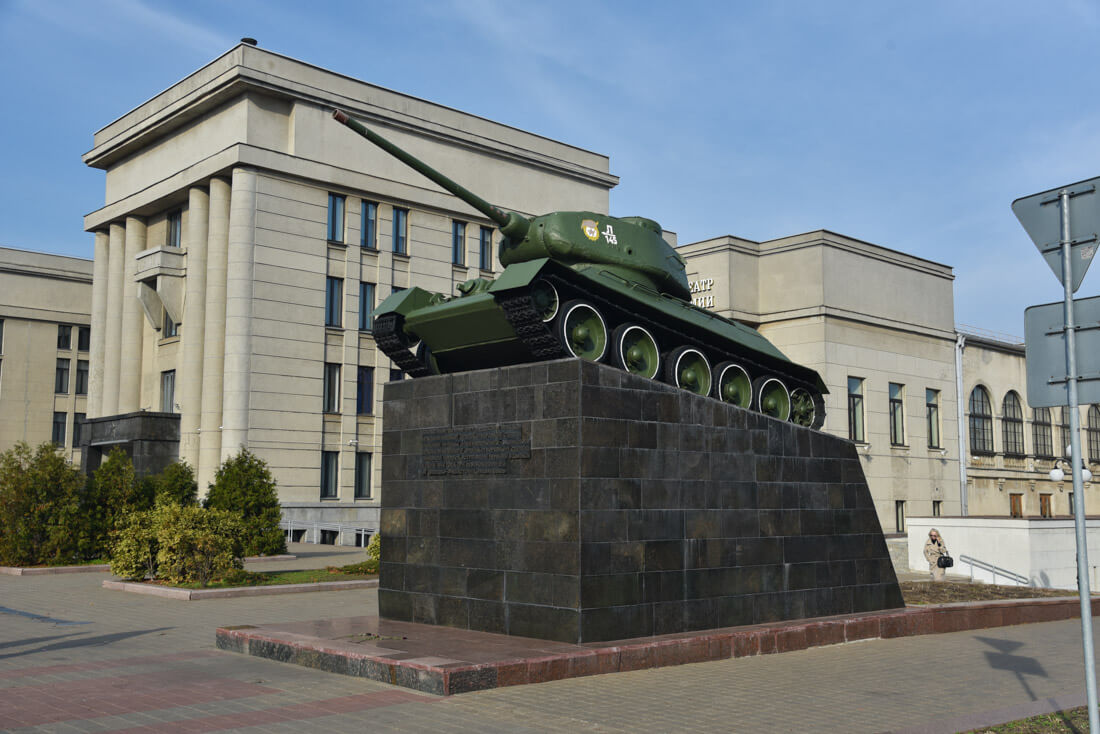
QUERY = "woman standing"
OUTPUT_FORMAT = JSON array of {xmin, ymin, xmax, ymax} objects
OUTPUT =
[{"xmin": 923, "ymin": 528, "xmax": 949, "ymax": 582}]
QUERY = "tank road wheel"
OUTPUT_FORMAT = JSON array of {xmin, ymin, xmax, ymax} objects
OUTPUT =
[
  {"xmin": 788, "ymin": 388, "xmax": 827, "ymax": 430},
  {"xmin": 753, "ymin": 376, "xmax": 791, "ymax": 421},
  {"xmin": 713, "ymin": 361, "xmax": 752, "ymax": 409},
  {"xmin": 612, "ymin": 324, "xmax": 660, "ymax": 379},
  {"xmin": 558, "ymin": 300, "xmax": 608, "ymax": 362},
  {"xmin": 415, "ymin": 342, "xmax": 440, "ymax": 375},
  {"xmin": 529, "ymin": 279, "xmax": 560, "ymax": 323},
  {"xmin": 665, "ymin": 346, "xmax": 712, "ymax": 396}
]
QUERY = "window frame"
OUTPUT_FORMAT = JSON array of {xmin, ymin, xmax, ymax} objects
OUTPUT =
[
  {"xmin": 55, "ymin": 358, "xmax": 70, "ymax": 394},
  {"xmin": 359, "ymin": 282, "xmax": 375, "ymax": 332},
  {"xmin": 356, "ymin": 366, "xmax": 374, "ymax": 415},
  {"xmin": 389, "ymin": 368, "xmax": 405, "ymax": 382},
  {"xmin": 57, "ymin": 324, "xmax": 72, "ymax": 350},
  {"xmin": 163, "ymin": 309, "xmax": 179, "ymax": 338},
  {"xmin": 77, "ymin": 326, "xmax": 90, "ymax": 352},
  {"xmin": 73, "ymin": 413, "xmax": 85, "ymax": 446},
  {"xmin": 452, "ymin": 220, "xmax": 466, "ymax": 266},
  {"xmin": 327, "ymin": 193, "xmax": 346, "ymax": 243},
  {"xmin": 479, "ymin": 226, "xmax": 492, "ymax": 270},
  {"xmin": 889, "ymin": 382, "xmax": 905, "ymax": 446},
  {"xmin": 160, "ymin": 370, "xmax": 176, "ymax": 413},
  {"xmin": 969, "ymin": 386, "xmax": 995, "ymax": 455},
  {"xmin": 1059, "ymin": 407, "xmax": 1072, "ymax": 458},
  {"xmin": 1033, "ymin": 407, "xmax": 1054, "ymax": 459},
  {"xmin": 847, "ymin": 376, "xmax": 865, "ymax": 443},
  {"xmin": 354, "ymin": 452, "xmax": 372, "ymax": 499},
  {"xmin": 925, "ymin": 388, "xmax": 941, "ymax": 449},
  {"xmin": 51, "ymin": 411, "xmax": 66, "ymax": 446},
  {"xmin": 325, "ymin": 276, "xmax": 343, "ymax": 328},
  {"xmin": 323, "ymin": 363, "xmax": 341, "ymax": 414},
  {"xmin": 166, "ymin": 209, "xmax": 182, "ymax": 248},
  {"xmin": 361, "ymin": 200, "xmax": 377, "ymax": 249},
  {"xmin": 1001, "ymin": 391, "xmax": 1025, "ymax": 457},
  {"xmin": 1088, "ymin": 405, "xmax": 1100, "ymax": 463},
  {"xmin": 392, "ymin": 207, "xmax": 408, "ymax": 255},
  {"xmin": 75, "ymin": 359, "xmax": 89, "ymax": 396},
  {"xmin": 320, "ymin": 451, "xmax": 338, "ymax": 499}
]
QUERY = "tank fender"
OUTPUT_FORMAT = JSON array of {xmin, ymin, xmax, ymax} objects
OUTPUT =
[
  {"xmin": 375, "ymin": 286, "xmax": 437, "ymax": 317},
  {"xmin": 487, "ymin": 258, "xmax": 552, "ymax": 293}
]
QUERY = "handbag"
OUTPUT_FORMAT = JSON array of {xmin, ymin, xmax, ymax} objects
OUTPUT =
[{"xmin": 937, "ymin": 554, "xmax": 954, "ymax": 569}]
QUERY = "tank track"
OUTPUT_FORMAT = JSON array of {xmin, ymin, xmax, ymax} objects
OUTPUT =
[
  {"xmin": 373, "ymin": 312, "xmax": 431, "ymax": 378},
  {"xmin": 497, "ymin": 290, "xmax": 563, "ymax": 360}
]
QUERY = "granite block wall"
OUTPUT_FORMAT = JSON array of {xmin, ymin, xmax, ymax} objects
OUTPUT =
[{"xmin": 379, "ymin": 358, "xmax": 903, "ymax": 644}]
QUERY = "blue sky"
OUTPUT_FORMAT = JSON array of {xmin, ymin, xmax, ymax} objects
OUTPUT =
[{"xmin": 2, "ymin": 0, "xmax": 1099, "ymax": 338}]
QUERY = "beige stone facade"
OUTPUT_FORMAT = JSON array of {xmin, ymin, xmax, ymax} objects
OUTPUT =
[
  {"xmin": 678, "ymin": 231, "xmax": 962, "ymax": 532},
  {"xmin": 0, "ymin": 247, "xmax": 93, "ymax": 463},
  {"xmin": 83, "ymin": 44, "xmax": 616, "ymax": 541},
  {"xmin": 959, "ymin": 333, "xmax": 1100, "ymax": 518}
]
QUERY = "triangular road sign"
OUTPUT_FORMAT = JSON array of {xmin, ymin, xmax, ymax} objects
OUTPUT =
[{"xmin": 1012, "ymin": 175, "xmax": 1100, "ymax": 293}]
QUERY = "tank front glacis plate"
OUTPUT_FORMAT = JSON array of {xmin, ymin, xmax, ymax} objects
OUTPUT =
[{"xmin": 404, "ymin": 291, "xmax": 522, "ymax": 358}]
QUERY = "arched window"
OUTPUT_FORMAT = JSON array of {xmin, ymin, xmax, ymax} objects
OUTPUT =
[
  {"xmin": 969, "ymin": 386, "xmax": 994, "ymax": 455},
  {"xmin": 1002, "ymin": 392, "xmax": 1025, "ymax": 456},
  {"xmin": 1059, "ymin": 407, "xmax": 1072, "ymax": 458},
  {"xmin": 1089, "ymin": 405, "xmax": 1100, "ymax": 463},
  {"xmin": 1033, "ymin": 407, "xmax": 1053, "ymax": 458}
]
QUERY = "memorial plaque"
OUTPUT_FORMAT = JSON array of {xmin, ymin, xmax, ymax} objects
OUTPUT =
[{"xmin": 422, "ymin": 425, "xmax": 530, "ymax": 476}]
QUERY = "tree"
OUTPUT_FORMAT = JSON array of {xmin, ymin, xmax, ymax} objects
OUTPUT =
[
  {"xmin": 204, "ymin": 449, "xmax": 285, "ymax": 556},
  {"xmin": 152, "ymin": 461, "xmax": 198, "ymax": 507},
  {"xmin": 0, "ymin": 442, "xmax": 86, "ymax": 565}
]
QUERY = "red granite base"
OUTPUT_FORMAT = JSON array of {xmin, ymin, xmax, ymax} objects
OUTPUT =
[{"xmin": 216, "ymin": 596, "xmax": 1100, "ymax": 696}]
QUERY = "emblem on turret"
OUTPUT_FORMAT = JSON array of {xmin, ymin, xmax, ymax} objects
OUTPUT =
[{"xmin": 581, "ymin": 219, "xmax": 600, "ymax": 241}]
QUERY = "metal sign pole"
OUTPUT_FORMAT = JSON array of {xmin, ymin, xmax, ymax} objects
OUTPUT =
[{"xmin": 1060, "ymin": 188, "xmax": 1099, "ymax": 731}]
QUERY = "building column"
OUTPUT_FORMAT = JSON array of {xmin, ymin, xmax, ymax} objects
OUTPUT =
[
  {"xmin": 178, "ymin": 186, "xmax": 209, "ymax": 470},
  {"xmin": 118, "ymin": 216, "xmax": 147, "ymax": 413},
  {"xmin": 101, "ymin": 222, "xmax": 126, "ymax": 416},
  {"xmin": 221, "ymin": 167, "xmax": 258, "ymax": 459},
  {"xmin": 199, "ymin": 177, "xmax": 231, "ymax": 490},
  {"xmin": 88, "ymin": 230, "xmax": 110, "ymax": 419}
]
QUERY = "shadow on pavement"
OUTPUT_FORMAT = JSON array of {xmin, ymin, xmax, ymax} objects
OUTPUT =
[
  {"xmin": 0, "ymin": 632, "xmax": 83, "ymax": 652},
  {"xmin": 0, "ymin": 627, "xmax": 173, "ymax": 661}
]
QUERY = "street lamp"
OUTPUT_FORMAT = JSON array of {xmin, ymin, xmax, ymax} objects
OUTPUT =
[{"xmin": 1050, "ymin": 444, "xmax": 1094, "ymax": 483}]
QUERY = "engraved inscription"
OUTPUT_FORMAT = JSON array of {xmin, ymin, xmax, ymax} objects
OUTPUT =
[{"xmin": 422, "ymin": 425, "xmax": 530, "ymax": 475}]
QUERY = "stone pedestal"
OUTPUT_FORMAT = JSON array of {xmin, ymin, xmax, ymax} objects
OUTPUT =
[{"xmin": 379, "ymin": 359, "xmax": 903, "ymax": 644}]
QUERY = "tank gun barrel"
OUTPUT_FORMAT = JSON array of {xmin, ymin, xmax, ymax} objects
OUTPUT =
[{"xmin": 332, "ymin": 109, "xmax": 529, "ymax": 238}]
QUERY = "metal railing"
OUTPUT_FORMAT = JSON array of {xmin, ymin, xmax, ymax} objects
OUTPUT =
[{"xmin": 958, "ymin": 554, "xmax": 1030, "ymax": 586}]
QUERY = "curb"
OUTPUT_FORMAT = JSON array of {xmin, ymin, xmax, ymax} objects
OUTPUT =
[
  {"xmin": 0, "ymin": 564, "xmax": 111, "ymax": 576},
  {"xmin": 103, "ymin": 578, "xmax": 377, "ymax": 600},
  {"xmin": 217, "ymin": 595, "xmax": 1100, "ymax": 696}
]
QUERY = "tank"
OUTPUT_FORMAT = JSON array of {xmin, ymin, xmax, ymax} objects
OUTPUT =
[{"xmin": 332, "ymin": 109, "xmax": 828, "ymax": 429}]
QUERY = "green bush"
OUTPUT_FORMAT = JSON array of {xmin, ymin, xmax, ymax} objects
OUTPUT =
[
  {"xmin": 152, "ymin": 461, "xmax": 198, "ymax": 507},
  {"xmin": 205, "ymin": 449, "xmax": 285, "ymax": 557},
  {"xmin": 155, "ymin": 504, "xmax": 243, "ymax": 587},
  {"xmin": 366, "ymin": 532, "xmax": 381, "ymax": 562},
  {"xmin": 0, "ymin": 442, "xmax": 86, "ymax": 566},
  {"xmin": 108, "ymin": 509, "xmax": 159, "ymax": 580}
]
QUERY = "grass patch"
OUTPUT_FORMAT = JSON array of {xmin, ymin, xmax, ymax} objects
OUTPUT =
[
  {"xmin": 154, "ymin": 563, "xmax": 377, "ymax": 590},
  {"xmin": 901, "ymin": 581, "xmax": 1082, "ymax": 605},
  {"xmin": 13, "ymin": 558, "xmax": 108, "ymax": 568},
  {"xmin": 964, "ymin": 705, "xmax": 1088, "ymax": 733}
]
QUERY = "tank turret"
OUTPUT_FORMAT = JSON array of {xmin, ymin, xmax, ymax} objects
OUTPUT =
[{"xmin": 331, "ymin": 109, "xmax": 827, "ymax": 429}]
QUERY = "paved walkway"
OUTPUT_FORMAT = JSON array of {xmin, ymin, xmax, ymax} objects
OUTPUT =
[{"xmin": 1, "ymin": 544, "xmax": 1096, "ymax": 733}]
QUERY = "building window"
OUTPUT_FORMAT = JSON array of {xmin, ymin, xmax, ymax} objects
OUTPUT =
[
  {"xmin": 323, "ymin": 363, "xmax": 341, "ymax": 413},
  {"xmin": 75, "ymin": 359, "xmax": 89, "ymax": 395},
  {"xmin": 848, "ymin": 377, "xmax": 865, "ymax": 443},
  {"xmin": 77, "ymin": 326, "xmax": 90, "ymax": 352},
  {"xmin": 895, "ymin": 500, "xmax": 906, "ymax": 533},
  {"xmin": 73, "ymin": 413, "xmax": 85, "ymax": 446},
  {"xmin": 968, "ymin": 386, "xmax": 994, "ymax": 455},
  {"xmin": 1033, "ymin": 407, "xmax": 1054, "ymax": 458},
  {"xmin": 327, "ymin": 193, "xmax": 345, "ymax": 243},
  {"xmin": 1088, "ymin": 405, "xmax": 1100, "ymax": 463},
  {"xmin": 52, "ymin": 412, "xmax": 66, "ymax": 446},
  {"xmin": 392, "ymin": 207, "xmax": 408, "ymax": 254},
  {"xmin": 1040, "ymin": 493, "xmax": 1053, "ymax": 518},
  {"xmin": 889, "ymin": 383, "xmax": 905, "ymax": 446},
  {"xmin": 361, "ymin": 201, "xmax": 377, "ymax": 249},
  {"xmin": 479, "ymin": 226, "xmax": 493, "ymax": 270},
  {"xmin": 0, "ymin": 319, "xmax": 4, "ymax": 352},
  {"xmin": 1010, "ymin": 493, "xmax": 1023, "ymax": 518},
  {"xmin": 57, "ymin": 324, "xmax": 72, "ymax": 350},
  {"xmin": 160, "ymin": 370, "xmax": 175, "ymax": 412},
  {"xmin": 1002, "ymin": 391, "xmax": 1025, "ymax": 457},
  {"xmin": 1070, "ymin": 492, "xmax": 1076, "ymax": 515},
  {"xmin": 325, "ymin": 276, "xmax": 343, "ymax": 328},
  {"xmin": 55, "ymin": 358, "xmax": 70, "ymax": 394},
  {"xmin": 452, "ymin": 220, "xmax": 466, "ymax": 266},
  {"xmin": 359, "ymin": 282, "xmax": 375, "ymax": 331},
  {"xmin": 389, "ymin": 368, "xmax": 404, "ymax": 382},
  {"xmin": 926, "ymin": 389, "xmax": 941, "ymax": 449},
  {"xmin": 357, "ymin": 366, "xmax": 374, "ymax": 415},
  {"xmin": 354, "ymin": 452, "xmax": 372, "ymax": 499},
  {"xmin": 163, "ymin": 309, "xmax": 179, "ymax": 338},
  {"xmin": 1059, "ymin": 407, "xmax": 1072, "ymax": 458},
  {"xmin": 320, "ymin": 451, "xmax": 338, "ymax": 499},
  {"xmin": 932, "ymin": 500, "xmax": 942, "ymax": 517},
  {"xmin": 166, "ymin": 209, "xmax": 182, "ymax": 247}
]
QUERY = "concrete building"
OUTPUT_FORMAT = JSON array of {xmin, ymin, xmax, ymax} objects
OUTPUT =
[
  {"xmin": 678, "ymin": 231, "xmax": 962, "ymax": 533},
  {"xmin": 82, "ymin": 43, "xmax": 616, "ymax": 542},
  {"xmin": 958, "ymin": 330, "xmax": 1100, "ymax": 518},
  {"xmin": 0, "ymin": 247, "xmax": 93, "ymax": 463}
]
